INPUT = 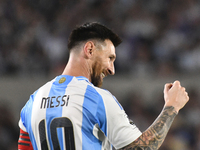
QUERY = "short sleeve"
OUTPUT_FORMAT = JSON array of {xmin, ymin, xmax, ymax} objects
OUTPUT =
[
  {"xmin": 18, "ymin": 103, "xmax": 28, "ymax": 132},
  {"xmin": 19, "ymin": 117, "xmax": 27, "ymax": 132},
  {"xmin": 98, "ymin": 89, "xmax": 142, "ymax": 149}
]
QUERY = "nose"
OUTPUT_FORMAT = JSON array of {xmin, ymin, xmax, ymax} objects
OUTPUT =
[{"xmin": 107, "ymin": 64, "xmax": 115, "ymax": 75}]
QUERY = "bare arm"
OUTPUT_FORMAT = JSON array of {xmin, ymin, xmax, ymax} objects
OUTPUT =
[
  {"xmin": 119, "ymin": 81, "xmax": 189, "ymax": 150},
  {"xmin": 120, "ymin": 106, "xmax": 177, "ymax": 150}
]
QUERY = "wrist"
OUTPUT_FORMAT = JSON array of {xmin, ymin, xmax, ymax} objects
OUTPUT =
[{"xmin": 163, "ymin": 106, "xmax": 178, "ymax": 115}]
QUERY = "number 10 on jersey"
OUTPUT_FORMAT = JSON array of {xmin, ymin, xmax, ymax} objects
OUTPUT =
[{"xmin": 39, "ymin": 117, "xmax": 75, "ymax": 150}]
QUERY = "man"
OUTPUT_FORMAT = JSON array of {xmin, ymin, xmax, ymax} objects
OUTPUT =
[{"xmin": 18, "ymin": 22, "xmax": 189, "ymax": 150}]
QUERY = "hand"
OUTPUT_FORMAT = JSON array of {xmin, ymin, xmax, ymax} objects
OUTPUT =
[{"xmin": 163, "ymin": 80, "xmax": 189, "ymax": 113}]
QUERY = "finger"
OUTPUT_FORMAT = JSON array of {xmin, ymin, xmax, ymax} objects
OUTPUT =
[
  {"xmin": 164, "ymin": 83, "xmax": 173, "ymax": 93},
  {"xmin": 182, "ymin": 87, "xmax": 186, "ymax": 92},
  {"xmin": 185, "ymin": 92, "xmax": 189, "ymax": 99},
  {"xmin": 173, "ymin": 80, "xmax": 181, "ymax": 87}
]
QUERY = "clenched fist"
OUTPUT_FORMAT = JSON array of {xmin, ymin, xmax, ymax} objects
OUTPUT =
[{"xmin": 164, "ymin": 80, "xmax": 189, "ymax": 113}]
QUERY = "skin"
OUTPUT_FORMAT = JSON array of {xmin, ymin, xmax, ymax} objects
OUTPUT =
[
  {"xmin": 120, "ymin": 106, "xmax": 177, "ymax": 150},
  {"xmin": 62, "ymin": 39, "xmax": 116, "ymax": 87},
  {"xmin": 120, "ymin": 81, "xmax": 189, "ymax": 150},
  {"xmin": 62, "ymin": 39, "xmax": 189, "ymax": 149}
]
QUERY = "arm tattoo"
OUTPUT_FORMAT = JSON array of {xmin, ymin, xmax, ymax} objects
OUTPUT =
[{"xmin": 119, "ymin": 106, "xmax": 177, "ymax": 150}]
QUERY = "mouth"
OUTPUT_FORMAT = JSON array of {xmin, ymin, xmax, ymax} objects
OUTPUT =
[{"xmin": 101, "ymin": 72, "xmax": 105, "ymax": 78}]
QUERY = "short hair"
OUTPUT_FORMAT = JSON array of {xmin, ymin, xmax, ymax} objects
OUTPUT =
[{"xmin": 67, "ymin": 22, "xmax": 122, "ymax": 51}]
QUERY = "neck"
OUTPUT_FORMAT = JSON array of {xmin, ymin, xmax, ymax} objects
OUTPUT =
[{"xmin": 62, "ymin": 52, "xmax": 91, "ymax": 81}]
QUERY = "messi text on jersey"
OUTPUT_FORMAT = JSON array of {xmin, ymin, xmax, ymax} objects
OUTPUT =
[{"xmin": 40, "ymin": 95, "xmax": 70, "ymax": 109}]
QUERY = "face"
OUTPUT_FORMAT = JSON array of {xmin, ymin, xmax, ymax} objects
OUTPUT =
[{"xmin": 90, "ymin": 40, "xmax": 116, "ymax": 87}]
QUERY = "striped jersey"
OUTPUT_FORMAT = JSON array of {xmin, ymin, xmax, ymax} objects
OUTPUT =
[{"xmin": 19, "ymin": 75, "xmax": 142, "ymax": 150}]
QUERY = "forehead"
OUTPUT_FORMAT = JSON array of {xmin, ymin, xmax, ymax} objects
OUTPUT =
[{"xmin": 101, "ymin": 39, "xmax": 116, "ymax": 55}]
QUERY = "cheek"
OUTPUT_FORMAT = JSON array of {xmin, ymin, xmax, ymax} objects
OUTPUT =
[
  {"xmin": 106, "ymin": 60, "xmax": 114, "ymax": 69},
  {"xmin": 103, "ymin": 58, "xmax": 110, "ymax": 66},
  {"xmin": 95, "ymin": 57, "xmax": 106, "ymax": 67},
  {"xmin": 95, "ymin": 56, "xmax": 110, "ymax": 70}
]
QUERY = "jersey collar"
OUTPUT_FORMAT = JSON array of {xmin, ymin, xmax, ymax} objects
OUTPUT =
[{"xmin": 76, "ymin": 76, "xmax": 93, "ymax": 85}]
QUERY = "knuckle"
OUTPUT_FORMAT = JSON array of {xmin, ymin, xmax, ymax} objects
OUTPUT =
[
  {"xmin": 175, "ymin": 80, "xmax": 180, "ymax": 84},
  {"xmin": 181, "ymin": 87, "xmax": 185, "ymax": 91}
]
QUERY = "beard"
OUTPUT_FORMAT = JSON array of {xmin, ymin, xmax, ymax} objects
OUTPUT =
[{"xmin": 90, "ymin": 61, "xmax": 103, "ymax": 87}]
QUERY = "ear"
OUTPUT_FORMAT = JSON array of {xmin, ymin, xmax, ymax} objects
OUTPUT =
[{"xmin": 83, "ymin": 41, "xmax": 95, "ymax": 58}]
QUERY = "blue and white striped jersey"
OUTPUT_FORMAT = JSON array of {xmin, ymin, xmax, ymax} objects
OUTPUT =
[{"xmin": 19, "ymin": 75, "xmax": 142, "ymax": 150}]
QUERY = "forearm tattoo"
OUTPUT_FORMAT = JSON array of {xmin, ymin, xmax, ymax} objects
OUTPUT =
[{"xmin": 119, "ymin": 106, "xmax": 177, "ymax": 150}]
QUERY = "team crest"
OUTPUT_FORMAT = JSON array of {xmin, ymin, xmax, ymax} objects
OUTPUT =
[{"xmin": 59, "ymin": 77, "xmax": 66, "ymax": 84}]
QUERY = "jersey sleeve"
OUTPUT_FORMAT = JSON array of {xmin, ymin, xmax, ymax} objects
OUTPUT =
[
  {"xmin": 18, "ymin": 129, "xmax": 33, "ymax": 150},
  {"xmin": 18, "ymin": 97, "xmax": 32, "ymax": 132},
  {"xmin": 19, "ymin": 118, "xmax": 27, "ymax": 132},
  {"xmin": 99, "ymin": 90, "xmax": 142, "ymax": 149},
  {"xmin": 18, "ymin": 92, "xmax": 36, "ymax": 132},
  {"xmin": 18, "ymin": 101, "xmax": 29, "ymax": 132}
]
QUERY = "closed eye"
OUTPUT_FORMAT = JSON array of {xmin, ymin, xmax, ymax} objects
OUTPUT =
[{"xmin": 109, "ymin": 55, "xmax": 116, "ymax": 61}]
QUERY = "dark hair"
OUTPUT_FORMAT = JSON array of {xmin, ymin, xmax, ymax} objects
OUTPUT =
[{"xmin": 67, "ymin": 22, "xmax": 122, "ymax": 51}]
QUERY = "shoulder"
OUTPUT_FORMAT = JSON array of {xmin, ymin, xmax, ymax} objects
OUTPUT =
[
  {"xmin": 89, "ymin": 85, "xmax": 113, "ymax": 98},
  {"xmin": 93, "ymin": 86, "xmax": 123, "ymax": 109}
]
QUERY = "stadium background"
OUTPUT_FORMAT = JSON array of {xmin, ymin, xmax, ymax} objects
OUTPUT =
[{"xmin": 0, "ymin": 0, "xmax": 200, "ymax": 149}]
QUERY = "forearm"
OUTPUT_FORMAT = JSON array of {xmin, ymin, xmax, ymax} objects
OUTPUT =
[{"xmin": 119, "ymin": 106, "xmax": 177, "ymax": 150}]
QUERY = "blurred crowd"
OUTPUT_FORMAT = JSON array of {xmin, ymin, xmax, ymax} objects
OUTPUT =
[
  {"xmin": 0, "ymin": 0, "xmax": 200, "ymax": 149},
  {"xmin": 0, "ymin": 101, "xmax": 18, "ymax": 150},
  {"xmin": 0, "ymin": 0, "xmax": 200, "ymax": 77}
]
